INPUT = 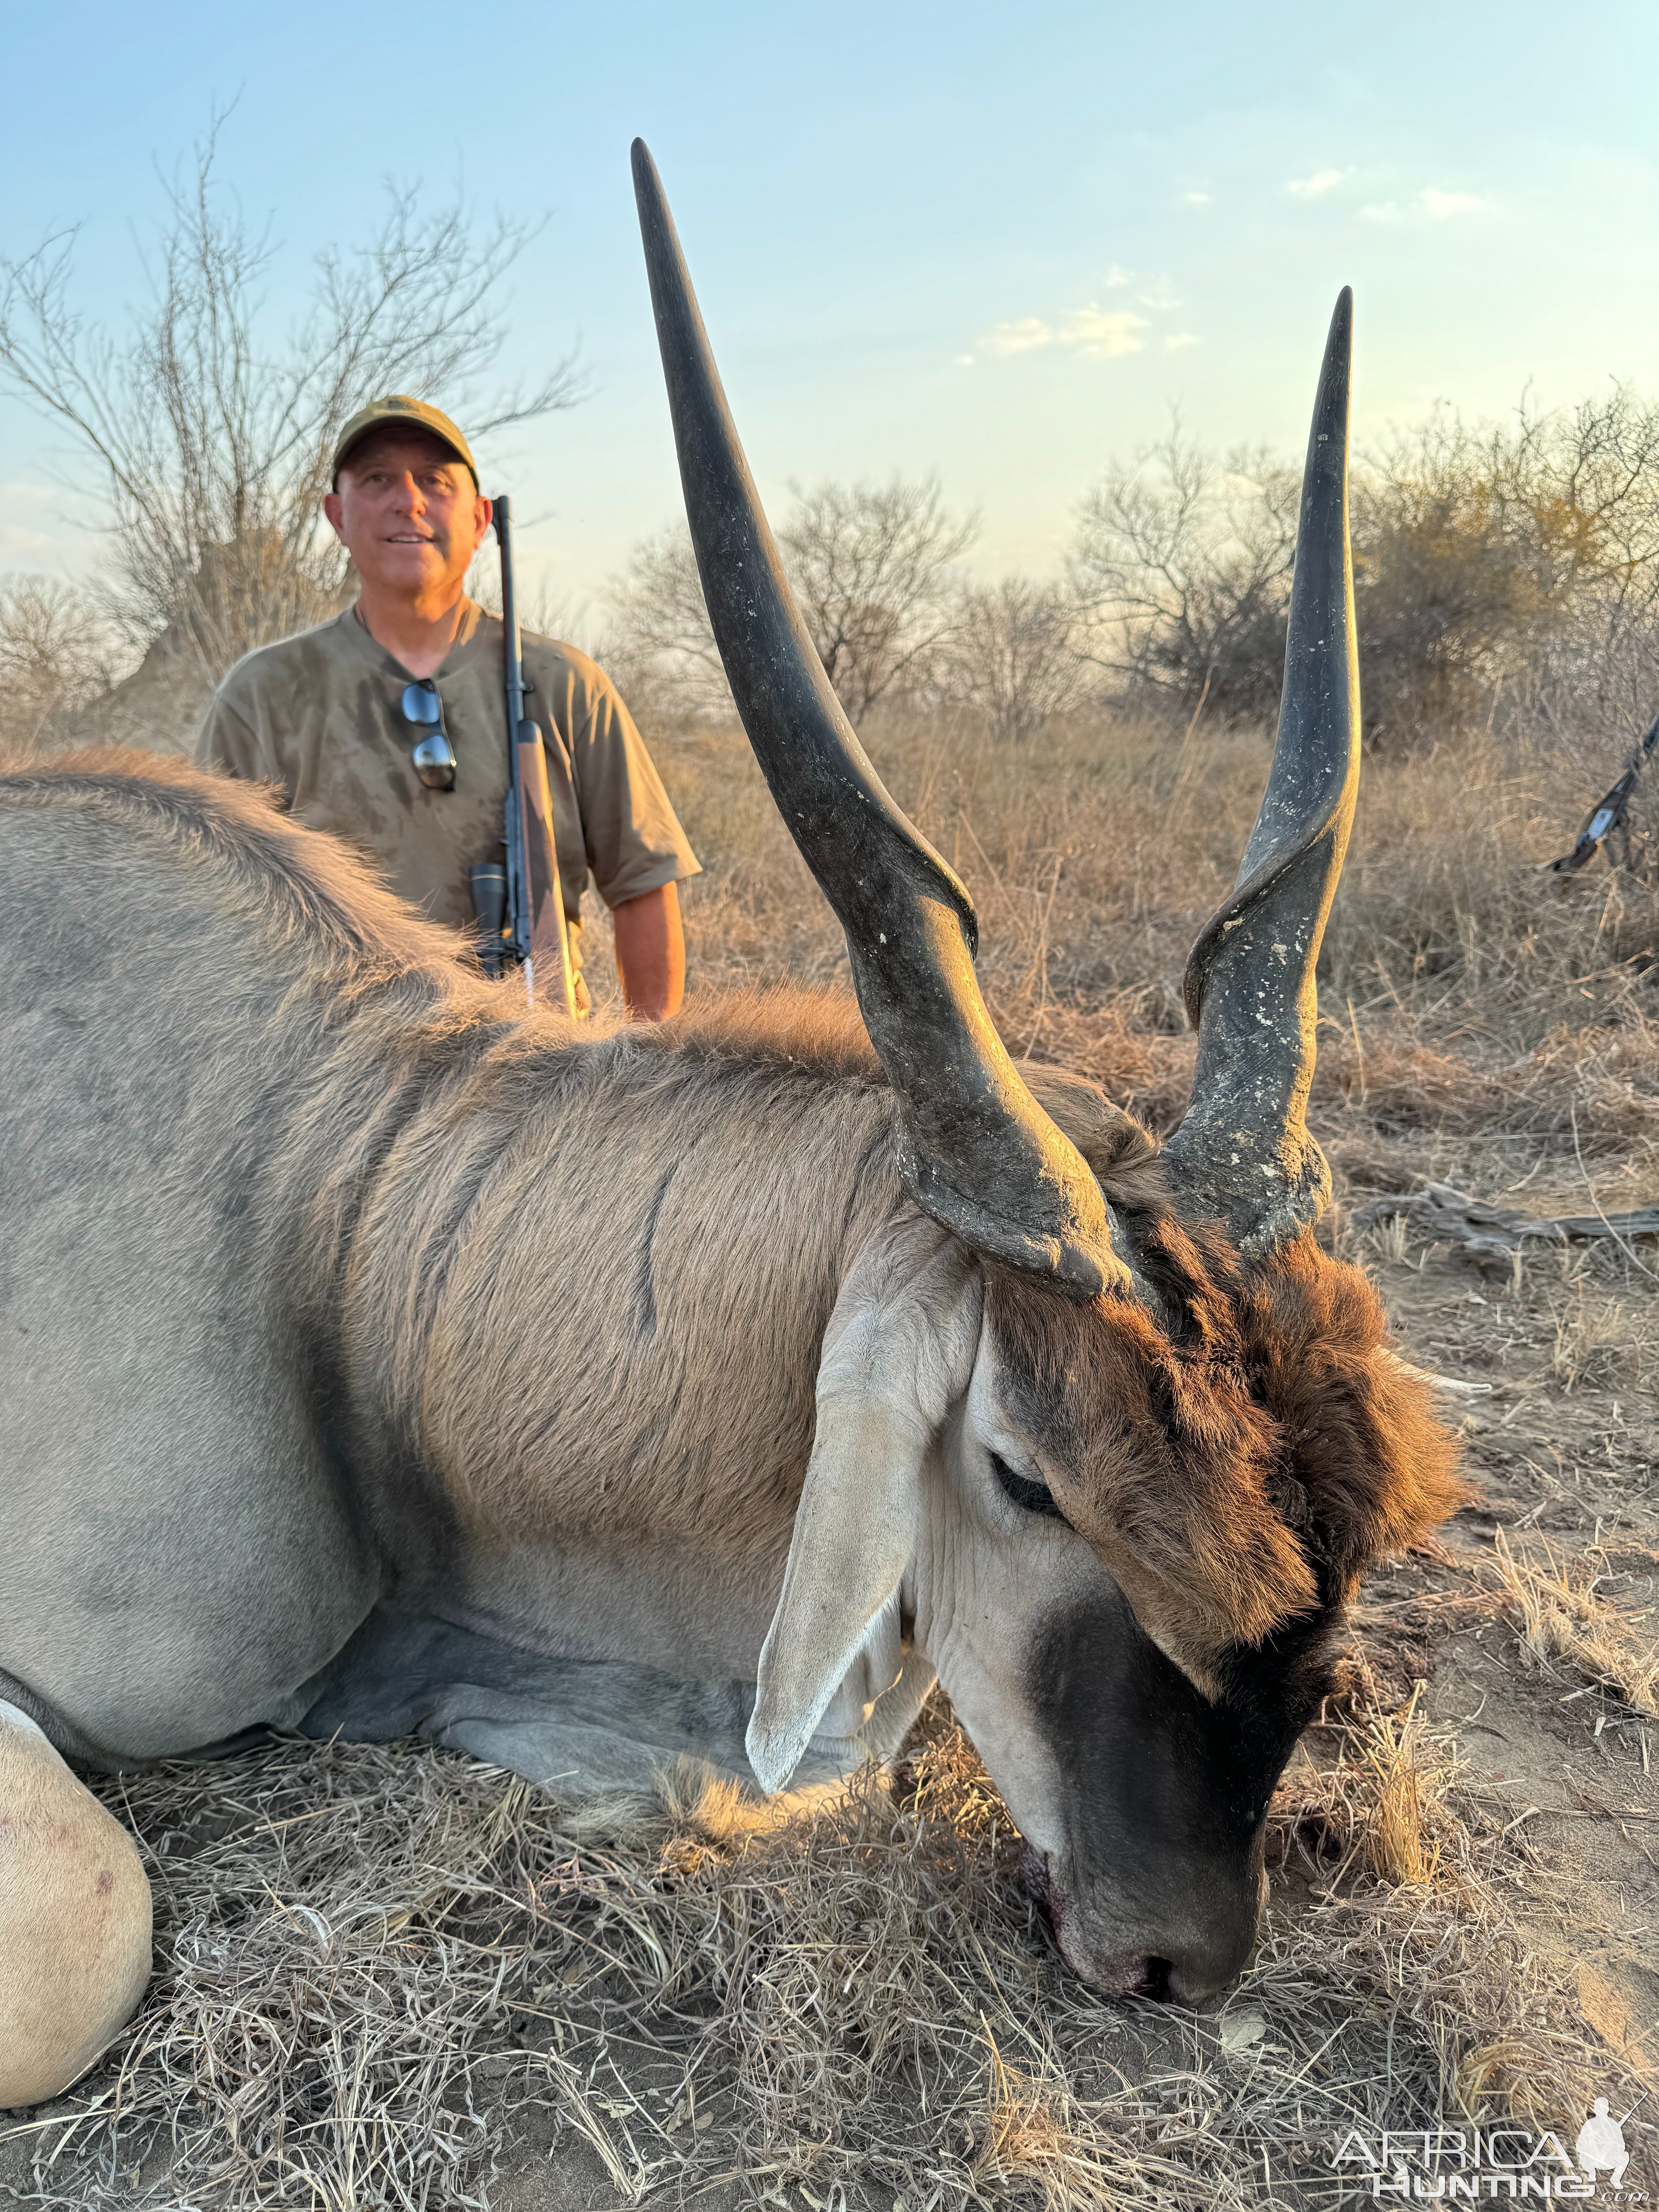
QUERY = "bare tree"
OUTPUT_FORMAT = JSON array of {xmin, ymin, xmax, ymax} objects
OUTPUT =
[
  {"xmin": 1370, "ymin": 389, "xmax": 1659, "ymax": 744},
  {"xmin": 0, "ymin": 575, "xmax": 116, "ymax": 750},
  {"xmin": 0, "ymin": 117, "xmax": 581, "ymax": 713},
  {"xmin": 778, "ymin": 477, "xmax": 975, "ymax": 722},
  {"xmin": 941, "ymin": 577, "xmax": 1089, "ymax": 742},
  {"xmin": 600, "ymin": 526, "xmax": 734, "ymax": 726},
  {"xmin": 1075, "ymin": 391, "xmax": 1659, "ymax": 749},
  {"xmin": 1071, "ymin": 425, "xmax": 1300, "ymax": 726},
  {"xmin": 607, "ymin": 476, "xmax": 975, "ymax": 727}
]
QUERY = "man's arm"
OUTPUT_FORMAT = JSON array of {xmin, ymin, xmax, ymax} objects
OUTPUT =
[
  {"xmin": 539, "ymin": 645, "xmax": 699, "ymax": 1015},
  {"xmin": 612, "ymin": 882, "xmax": 685, "ymax": 1020}
]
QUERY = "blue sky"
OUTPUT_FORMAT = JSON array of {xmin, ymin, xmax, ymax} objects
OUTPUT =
[{"xmin": 3, "ymin": 0, "xmax": 1656, "ymax": 617}]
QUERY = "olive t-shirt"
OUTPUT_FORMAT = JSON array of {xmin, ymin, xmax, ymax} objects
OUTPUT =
[{"xmin": 195, "ymin": 601, "xmax": 699, "ymax": 971}]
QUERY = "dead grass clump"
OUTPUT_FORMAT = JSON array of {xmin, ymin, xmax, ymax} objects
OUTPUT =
[
  {"xmin": 1359, "ymin": 1688, "xmax": 1443, "ymax": 1886},
  {"xmin": 1490, "ymin": 1530, "xmax": 1659, "ymax": 1715},
  {"xmin": 1271, "ymin": 1675, "xmax": 1456, "ymax": 1890},
  {"xmin": 1262, "ymin": 1657, "xmax": 1617, "ymax": 2138},
  {"xmin": 3, "ymin": 1741, "xmax": 611, "ymax": 2210},
  {"xmin": 969, "ymin": 2030, "xmax": 1160, "ymax": 2212},
  {"xmin": 1549, "ymin": 1285, "xmax": 1648, "ymax": 1390},
  {"xmin": 1310, "ymin": 1015, "xmax": 1659, "ymax": 1157},
  {"xmin": 7, "ymin": 1668, "xmax": 1647, "ymax": 2211}
]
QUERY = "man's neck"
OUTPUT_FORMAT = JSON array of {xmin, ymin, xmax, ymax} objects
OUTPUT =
[{"xmin": 354, "ymin": 583, "xmax": 472, "ymax": 681}]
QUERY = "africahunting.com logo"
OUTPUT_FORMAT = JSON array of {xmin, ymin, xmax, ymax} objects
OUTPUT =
[{"xmin": 1331, "ymin": 2099, "xmax": 1645, "ymax": 2199}]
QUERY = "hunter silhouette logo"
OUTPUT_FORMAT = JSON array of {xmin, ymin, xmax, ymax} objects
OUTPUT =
[{"xmin": 1577, "ymin": 2100, "xmax": 1631, "ymax": 2191}]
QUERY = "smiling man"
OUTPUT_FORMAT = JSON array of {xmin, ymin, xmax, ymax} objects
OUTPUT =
[{"xmin": 195, "ymin": 395, "xmax": 698, "ymax": 1017}]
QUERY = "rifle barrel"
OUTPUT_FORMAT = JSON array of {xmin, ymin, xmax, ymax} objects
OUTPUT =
[
  {"xmin": 497, "ymin": 495, "xmax": 530, "ymax": 753},
  {"xmin": 493, "ymin": 493, "xmax": 577, "ymax": 1017},
  {"xmin": 495, "ymin": 495, "xmax": 531, "ymax": 978}
]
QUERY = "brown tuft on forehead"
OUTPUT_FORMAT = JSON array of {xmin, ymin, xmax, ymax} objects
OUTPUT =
[
  {"xmin": 1230, "ymin": 1236, "xmax": 1466, "ymax": 1588},
  {"xmin": 983, "ymin": 1215, "xmax": 1463, "ymax": 1676}
]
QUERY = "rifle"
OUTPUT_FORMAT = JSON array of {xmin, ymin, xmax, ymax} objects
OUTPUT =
[
  {"xmin": 1549, "ymin": 709, "xmax": 1659, "ymax": 876},
  {"xmin": 468, "ymin": 494, "xmax": 579, "ymax": 1015}
]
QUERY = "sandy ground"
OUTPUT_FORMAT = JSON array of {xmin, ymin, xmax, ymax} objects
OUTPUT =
[{"xmin": 1370, "ymin": 1210, "xmax": 1659, "ymax": 2095}]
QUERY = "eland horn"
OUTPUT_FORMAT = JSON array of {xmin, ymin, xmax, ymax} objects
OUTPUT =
[
  {"xmin": 631, "ymin": 139, "xmax": 1127, "ymax": 1298},
  {"xmin": 1163, "ymin": 288, "xmax": 1361, "ymax": 1253}
]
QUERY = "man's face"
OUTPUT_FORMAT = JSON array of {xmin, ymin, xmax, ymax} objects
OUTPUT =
[{"xmin": 324, "ymin": 429, "xmax": 490, "ymax": 604}]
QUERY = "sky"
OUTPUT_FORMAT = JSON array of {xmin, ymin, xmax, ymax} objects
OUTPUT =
[{"xmin": 3, "ymin": 0, "xmax": 1656, "ymax": 622}]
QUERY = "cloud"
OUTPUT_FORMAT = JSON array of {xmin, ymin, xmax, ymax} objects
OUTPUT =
[
  {"xmin": 1101, "ymin": 262, "xmax": 1133, "ymax": 288},
  {"xmin": 982, "ymin": 316, "xmax": 1060, "ymax": 356},
  {"xmin": 1182, "ymin": 190, "xmax": 1211, "ymax": 207},
  {"xmin": 1287, "ymin": 168, "xmax": 1347, "ymax": 199},
  {"xmin": 1164, "ymin": 333, "xmax": 1198, "ymax": 351},
  {"xmin": 1361, "ymin": 185, "xmax": 1488, "ymax": 223},
  {"xmin": 1420, "ymin": 186, "xmax": 1486, "ymax": 219},
  {"xmin": 980, "ymin": 306, "xmax": 1150, "ymax": 361}
]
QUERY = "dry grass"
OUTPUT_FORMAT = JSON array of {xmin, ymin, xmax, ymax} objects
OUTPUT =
[
  {"xmin": 1489, "ymin": 1530, "xmax": 1659, "ymax": 1716},
  {"xmin": 1262, "ymin": 1662, "xmax": 1609, "ymax": 2138},
  {"xmin": 1350, "ymin": 1686, "xmax": 1444, "ymax": 1887},
  {"xmin": 631, "ymin": 713, "xmax": 1659, "ymax": 1182},
  {"xmin": 1349, "ymin": 1211, "xmax": 1659, "ymax": 1406},
  {"xmin": 1549, "ymin": 1287, "xmax": 1640, "ymax": 1390},
  {"xmin": 2, "ymin": 1668, "xmax": 1640, "ymax": 2212}
]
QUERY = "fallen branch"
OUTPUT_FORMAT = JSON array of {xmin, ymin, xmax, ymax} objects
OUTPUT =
[{"xmin": 1352, "ymin": 1183, "xmax": 1659, "ymax": 1275}]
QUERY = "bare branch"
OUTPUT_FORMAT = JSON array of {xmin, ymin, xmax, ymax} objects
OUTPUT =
[
  {"xmin": 0, "ymin": 129, "xmax": 583, "ymax": 713},
  {"xmin": 938, "ymin": 577, "xmax": 1090, "ymax": 742},
  {"xmin": 1071, "ymin": 391, "xmax": 1659, "ymax": 750},
  {"xmin": 0, "ymin": 574, "xmax": 118, "ymax": 748},
  {"xmin": 605, "ymin": 477, "xmax": 976, "ymax": 730}
]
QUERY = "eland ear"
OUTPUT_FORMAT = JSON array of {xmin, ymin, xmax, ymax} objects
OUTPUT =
[{"xmin": 746, "ymin": 1220, "xmax": 982, "ymax": 1794}]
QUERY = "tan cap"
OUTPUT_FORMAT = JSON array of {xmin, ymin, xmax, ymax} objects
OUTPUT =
[{"xmin": 331, "ymin": 395, "xmax": 479, "ymax": 488}]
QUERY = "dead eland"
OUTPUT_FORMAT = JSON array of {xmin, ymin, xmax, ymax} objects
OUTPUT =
[{"xmin": 0, "ymin": 145, "xmax": 1459, "ymax": 2108}]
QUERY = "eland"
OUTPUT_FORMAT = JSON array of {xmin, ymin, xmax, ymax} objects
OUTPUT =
[{"xmin": 0, "ymin": 145, "xmax": 1458, "ymax": 2107}]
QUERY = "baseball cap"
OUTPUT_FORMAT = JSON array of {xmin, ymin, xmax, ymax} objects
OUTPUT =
[{"xmin": 331, "ymin": 395, "xmax": 480, "ymax": 488}]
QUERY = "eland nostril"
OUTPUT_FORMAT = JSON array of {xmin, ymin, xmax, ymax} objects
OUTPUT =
[
  {"xmin": 1084, "ymin": 1948, "xmax": 1176, "ymax": 1999},
  {"xmin": 1077, "ymin": 1944, "xmax": 1241, "ymax": 2003},
  {"xmin": 1130, "ymin": 1955, "xmax": 1173, "ymax": 2001},
  {"xmin": 1163, "ymin": 1954, "xmax": 1239, "ymax": 2006},
  {"xmin": 1057, "ymin": 1919, "xmax": 1258, "ymax": 2004},
  {"xmin": 1029, "ymin": 1861, "xmax": 1261, "ymax": 2003}
]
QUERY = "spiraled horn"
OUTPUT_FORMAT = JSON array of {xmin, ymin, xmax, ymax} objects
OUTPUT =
[
  {"xmin": 1163, "ymin": 288, "xmax": 1360, "ymax": 1253},
  {"xmin": 631, "ymin": 139, "xmax": 1128, "ymax": 1298}
]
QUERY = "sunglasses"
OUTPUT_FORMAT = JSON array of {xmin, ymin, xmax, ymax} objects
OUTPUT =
[{"xmin": 400, "ymin": 680, "xmax": 458, "ymax": 791}]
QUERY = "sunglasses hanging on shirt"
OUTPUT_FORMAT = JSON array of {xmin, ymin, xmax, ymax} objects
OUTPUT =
[{"xmin": 400, "ymin": 679, "xmax": 458, "ymax": 791}]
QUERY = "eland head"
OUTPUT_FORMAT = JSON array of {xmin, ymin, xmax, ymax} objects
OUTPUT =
[{"xmin": 632, "ymin": 143, "xmax": 1462, "ymax": 2002}]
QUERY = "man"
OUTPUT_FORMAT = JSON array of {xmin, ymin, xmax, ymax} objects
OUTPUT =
[{"xmin": 196, "ymin": 395, "xmax": 698, "ymax": 1018}]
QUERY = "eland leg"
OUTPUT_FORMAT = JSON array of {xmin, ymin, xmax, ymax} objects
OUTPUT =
[{"xmin": 0, "ymin": 1700, "xmax": 151, "ymax": 2109}]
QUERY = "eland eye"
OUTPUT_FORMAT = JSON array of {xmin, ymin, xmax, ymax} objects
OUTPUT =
[{"xmin": 992, "ymin": 1452, "xmax": 1069, "ymax": 1524}]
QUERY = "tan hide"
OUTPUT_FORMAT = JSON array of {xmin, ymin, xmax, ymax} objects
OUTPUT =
[{"xmin": 0, "ymin": 1703, "xmax": 152, "ymax": 2108}]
